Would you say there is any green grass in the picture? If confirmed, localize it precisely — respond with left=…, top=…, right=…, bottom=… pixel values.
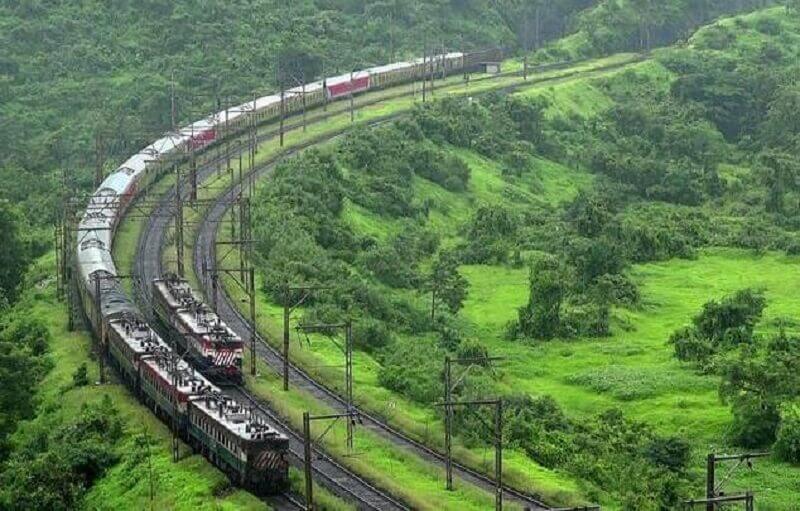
left=459, top=249, right=800, bottom=509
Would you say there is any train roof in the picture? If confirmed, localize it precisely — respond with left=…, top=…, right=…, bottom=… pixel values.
left=142, top=348, right=217, bottom=395
left=178, top=306, right=242, bottom=344
left=326, top=70, right=370, bottom=86
left=366, top=61, right=415, bottom=74
left=154, top=276, right=241, bottom=343
left=99, top=280, right=138, bottom=319
left=287, top=80, right=325, bottom=95
left=183, top=116, right=217, bottom=135
left=192, top=392, right=286, bottom=442
left=109, top=315, right=170, bottom=355
left=148, top=133, right=187, bottom=158
left=153, top=275, right=199, bottom=310
left=77, top=247, right=116, bottom=283
left=99, top=171, right=134, bottom=196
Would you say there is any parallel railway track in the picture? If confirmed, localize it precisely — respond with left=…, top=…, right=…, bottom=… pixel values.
left=133, top=56, right=644, bottom=509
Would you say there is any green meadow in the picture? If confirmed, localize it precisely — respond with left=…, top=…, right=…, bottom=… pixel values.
left=224, top=17, right=800, bottom=506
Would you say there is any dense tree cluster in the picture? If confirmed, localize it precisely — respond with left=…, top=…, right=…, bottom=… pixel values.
left=0, top=314, right=51, bottom=461
left=537, top=0, right=784, bottom=60
left=669, top=289, right=766, bottom=368
left=0, top=397, right=123, bottom=510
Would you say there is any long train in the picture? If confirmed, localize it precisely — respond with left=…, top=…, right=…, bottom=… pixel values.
left=74, top=48, right=500, bottom=494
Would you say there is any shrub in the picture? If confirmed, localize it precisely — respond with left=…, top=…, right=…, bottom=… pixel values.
left=353, top=318, right=393, bottom=353
left=72, top=363, right=89, bottom=387
left=377, top=338, right=443, bottom=403
left=669, top=289, right=766, bottom=365
left=775, top=402, right=800, bottom=463
left=517, top=255, right=564, bottom=340
left=644, top=437, right=692, bottom=473
left=728, top=394, right=781, bottom=448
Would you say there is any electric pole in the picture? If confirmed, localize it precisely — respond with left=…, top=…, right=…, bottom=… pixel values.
left=442, top=355, right=505, bottom=494
left=281, top=284, right=330, bottom=391
left=295, top=320, right=357, bottom=452
left=689, top=452, right=770, bottom=511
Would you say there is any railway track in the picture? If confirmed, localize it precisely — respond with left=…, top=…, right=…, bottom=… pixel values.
left=132, top=112, right=421, bottom=509
left=134, top=56, right=644, bottom=510
left=228, top=385, right=410, bottom=511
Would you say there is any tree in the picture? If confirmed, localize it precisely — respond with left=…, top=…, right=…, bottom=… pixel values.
left=775, top=401, right=800, bottom=463
left=669, top=288, right=766, bottom=365
left=0, top=202, right=28, bottom=302
left=428, top=252, right=469, bottom=320
left=517, top=254, right=564, bottom=340
left=719, top=333, right=800, bottom=447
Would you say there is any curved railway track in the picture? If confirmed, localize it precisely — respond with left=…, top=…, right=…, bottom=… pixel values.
left=134, top=56, right=644, bottom=509
left=133, top=128, right=411, bottom=509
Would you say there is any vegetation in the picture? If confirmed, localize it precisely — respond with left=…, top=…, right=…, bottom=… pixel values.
left=0, top=313, right=51, bottom=461
left=7, top=1, right=800, bottom=509
left=536, top=0, right=785, bottom=61
left=0, top=0, right=605, bottom=242
left=245, top=5, right=800, bottom=507
left=0, top=397, right=123, bottom=510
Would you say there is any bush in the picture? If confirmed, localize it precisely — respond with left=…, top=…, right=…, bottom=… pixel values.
left=728, top=394, right=781, bottom=448
left=775, top=402, right=800, bottom=463
left=669, top=289, right=766, bottom=365
left=353, top=318, right=392, bottom=353
left=517, top=255, right=564, bottom=340
left=644, top=437, right=692, bottom=473
left=595, top=273, right=640, bottom=306
left=377, top=338, right=443, bottom=403
left=560, top=302, right=610, bottom=338
left=669, top=327, right=715, bottom=365
left=72, top=363, right=89, bottom=387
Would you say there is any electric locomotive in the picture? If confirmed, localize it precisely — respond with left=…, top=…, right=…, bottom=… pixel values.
left=152, top=273, right=244, bottom=383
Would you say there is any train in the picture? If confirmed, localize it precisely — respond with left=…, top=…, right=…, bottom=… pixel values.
left=153, top=273, right=244, bottom=384
left=74, top=48, right=501, bottom=495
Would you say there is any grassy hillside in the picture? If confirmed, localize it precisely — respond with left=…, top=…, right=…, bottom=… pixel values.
left=242, top=6, right=800, bottom=509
